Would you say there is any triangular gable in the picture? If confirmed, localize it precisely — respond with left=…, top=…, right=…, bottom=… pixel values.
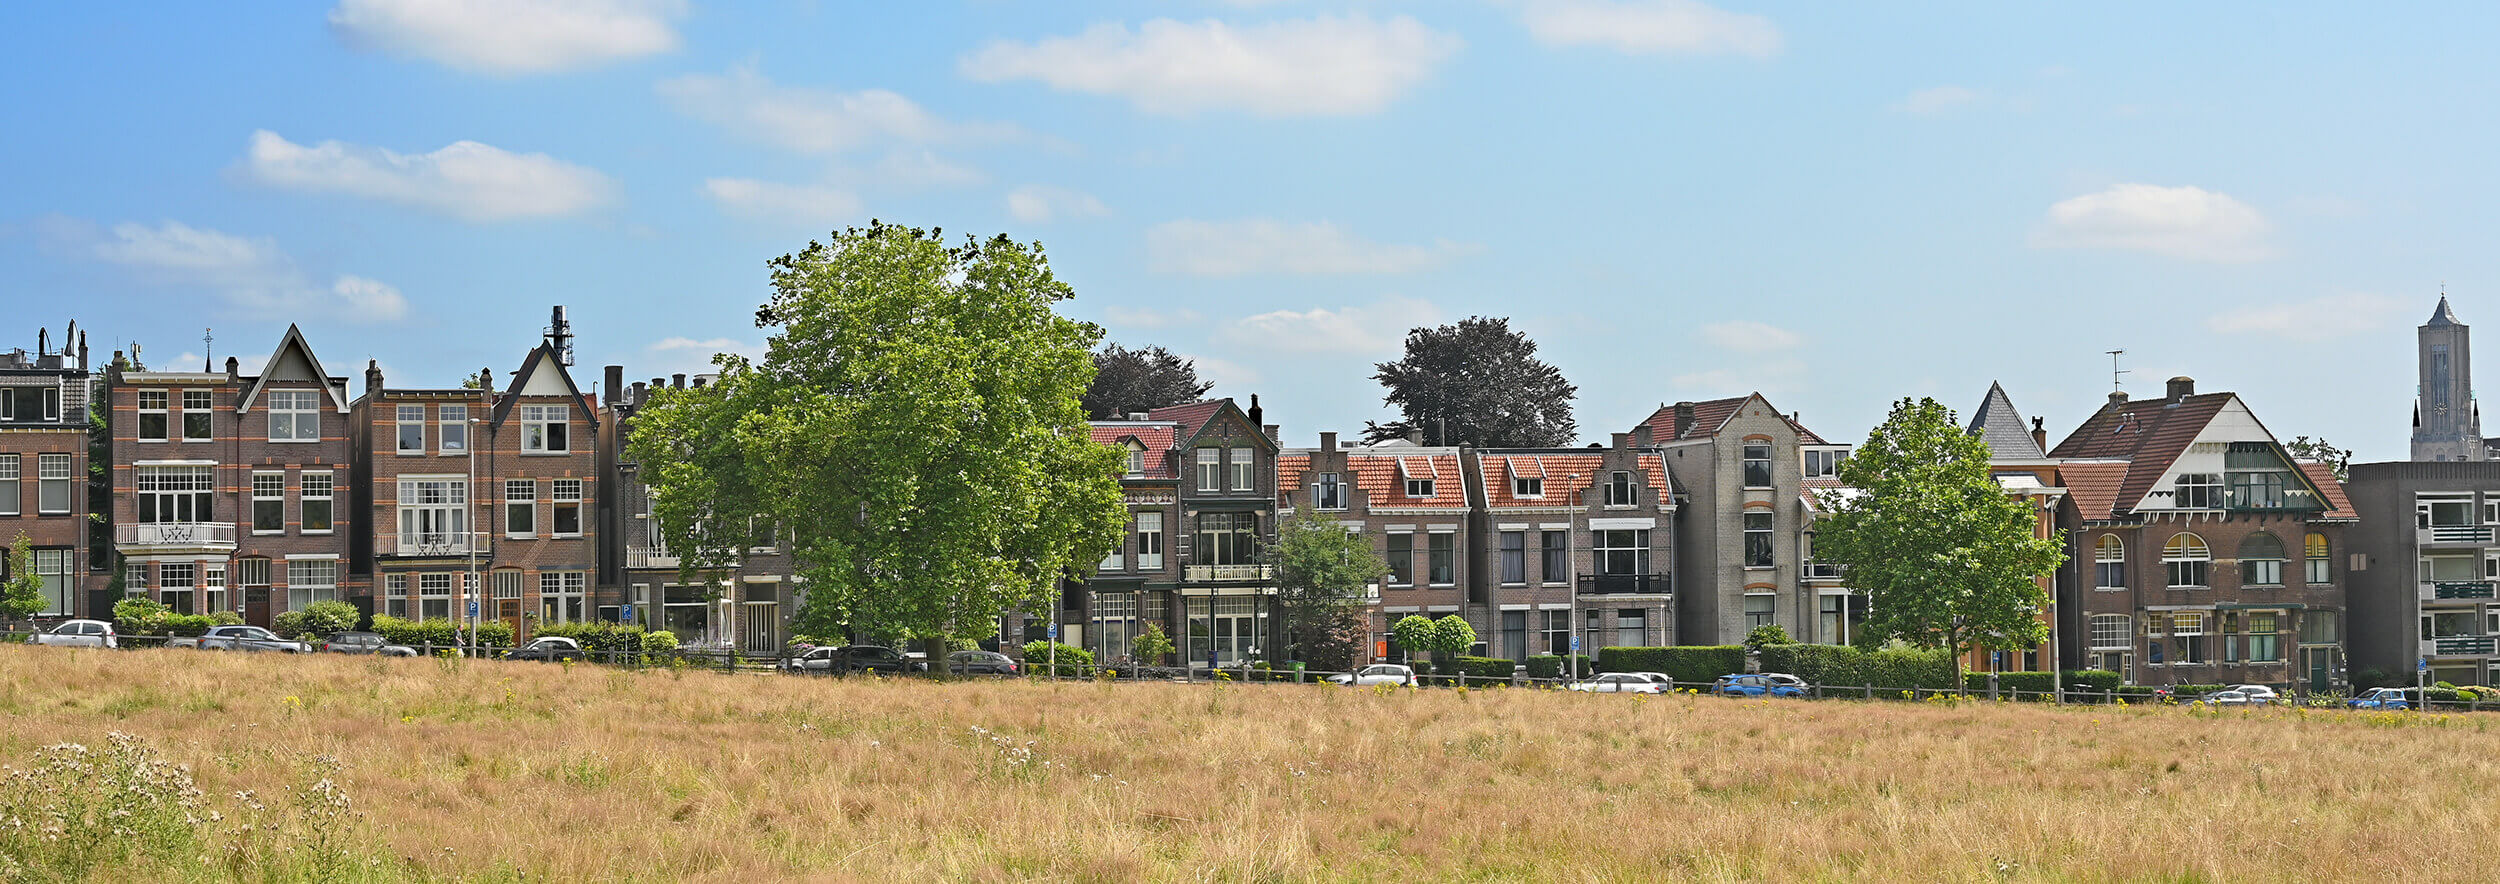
left=1156, top=398, right=1276, bottom=453
left=490, top=343, right=600, bottom=429
left=2124, top=395, right=2328, bottom=514
left=236, top=324, right=349, bottom=414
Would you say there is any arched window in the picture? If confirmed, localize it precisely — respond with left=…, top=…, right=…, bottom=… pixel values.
left=2094, top=535, right=2126, bottom=589
left=2304, top=532, right=2332, bottom=585
left=2239, top=533, right=2286, bottom=587
left=2163, top=533, right=2210, bottom=589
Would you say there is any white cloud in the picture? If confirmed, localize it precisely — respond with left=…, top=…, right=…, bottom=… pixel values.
left=1893, top=85, right=1980, bottom=115
left=1191, top=355, right=1261, bottom=388
left=959, top=15, right=1462, bottom=116
left=657, top=65, right=1020, bottom=155
left=83, top=220, right=407, bottom=322
left=2206, top=292, right=2407, bottom=342
left=1007, top=185, right=1110, bottom=223
left=1147, top=218, right=1476, bottom=276
left=701, top=178, right=864, bottom=226
left=1517, top=0, right=1780, bottom=57
left=643, top=336, right=757, bottom=378
left=1698, top=320, right=1803, bottom=353
left=1218, top=294, right=1440, bottom=354
left=874, top=149, right=986, bottom=189
left=240, top=130, right=615, bottom=222
left=328, top=0, right=685, bottom=75
left=1103, top=306, right=1201, bottom=329
left=2031, top=183, right=2273, bottom=262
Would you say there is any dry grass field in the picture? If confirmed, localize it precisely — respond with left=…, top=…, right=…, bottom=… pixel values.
left=4, top=646, right=2498, bottom=882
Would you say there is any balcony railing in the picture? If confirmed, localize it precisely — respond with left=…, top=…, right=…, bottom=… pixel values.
left=1183, top=563, right=1273, bottom=582
left=1578, top=573, right=1671, bottom=595
left=2428, top=636, right=2500, bottom=657
left=2419, top=525, right=2495, bottom=546
left=2424, top=581, right=2498, bottom=601
left=1801, top=561, right=1846, bottom=581
left=116, top=522, right=235, bottom=549
left=379, top=535, right=472, bottom=557
left=626, top=548, right=680, bottom=569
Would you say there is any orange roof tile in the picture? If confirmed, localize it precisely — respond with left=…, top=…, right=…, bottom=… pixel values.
left=2057, top=461, right=2132, bottom=521
left=1348, top=451, right=1467, bottom=509
left=2297, top=462, right=2357, bottom=519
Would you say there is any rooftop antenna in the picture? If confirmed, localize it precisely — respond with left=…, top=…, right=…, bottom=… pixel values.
left=2106, top=349, right=2128, bottom=394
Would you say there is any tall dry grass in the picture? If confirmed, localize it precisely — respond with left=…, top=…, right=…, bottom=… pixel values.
left=2, top=645, right=2494, bottom=882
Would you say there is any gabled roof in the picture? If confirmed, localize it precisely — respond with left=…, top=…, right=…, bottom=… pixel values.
left=2050, top=392, right=2231, bottom=509
left=1089, top=422, right=1180, bottom=478
left=1634, top=393, right=1828, bottom=445
left=236, top=324, right=350, bottom=414
left=1147, top=398, right=1275, bottom=452
left=2297, top=462, right=2358, bottom=519
left=490, top=343, right=599, bottom=429
left=1968, top=382, right=2045, bottom=460
left=1351, top=450, right=1465, bottom=509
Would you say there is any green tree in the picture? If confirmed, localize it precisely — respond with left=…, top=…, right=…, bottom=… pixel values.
left=1391, top=614, right=1435, bottom=662
left=2, top=533, right=48, bottom=622
left=1812, top=397, right=2066, bottom=685
left=1743, top=623, right=1792, bottom=656
left=1270, top=509, right=1388, bottom=670
left=1364, top=316, right=1577, bottom=447
left=1083, top=343, right=1213, bottom=420
left=1427, top=614, right=1477, bottom=665
left=1130, top=622, right=1175, bottom=667
left=2284, top=435, right=2350, bottom=481
left=628, top=222, right=1127, bottom=652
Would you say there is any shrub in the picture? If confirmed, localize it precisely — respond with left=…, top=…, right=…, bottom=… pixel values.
left=1131, top=623, right=1175, bottom=665
left=1450, top=655, right=1516, bottom=683
left=1755, top=644, right=1957, bottom=691
left=160, top=614, right=213, bottom=638
left=209, top=610, right=243, bottom=627
left=1596, top=646, right=1746, bottom=685
left=271, top=611, right=310, bottom=640
left=2063, top=669, right=2122, bottom=693
left=1743, top=624, right=1792, bottom=655
left=1524, top=655, right=1575, bottom=680
left=1962, top=671, right=2057, bottom=697
left=297, top=600, right=361, bottom=638
left=1021, top=640, right=1091, bottom=677
left=112, top=597, right=169, bottom=636
left=1390, top=615, right=1436, bottom=658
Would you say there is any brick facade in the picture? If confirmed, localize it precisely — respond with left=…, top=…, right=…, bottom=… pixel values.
left=0, top=326, right=95, bottom=618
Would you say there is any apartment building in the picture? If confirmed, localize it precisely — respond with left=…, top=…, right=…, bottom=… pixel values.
left=2345, top=461, right=2500, bottom=686
left=1474, top=433, right=1677, bottom=659
left=604, top=369, right=798, bottom=652
left=1069, top=411, right=1184, bottom=663
left=1276, top=431, right=1473, bottom=664
left=0, top=325, right=94, bottom=618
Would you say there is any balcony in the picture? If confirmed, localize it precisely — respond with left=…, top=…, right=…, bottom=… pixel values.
left=116, top=522, right=234, bottom=550
left=1183, top=563, right=1273, bottom=583
left=2418, top=525, right=2495, bottom=546
left=626, top=547, right=680, bottom=569
left=378, top=535, right=473, bottom=558
left=2426, top=636, right=2500, bottom=657
left=1578, top=573, right=1671, bottom=595
left=2422, top=581, right=2498, bottom=602
left=1801, top=561, right=1846, bottom=581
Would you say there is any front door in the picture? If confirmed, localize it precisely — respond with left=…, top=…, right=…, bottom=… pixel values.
left=244, top=586, right=272, bottom=628
left=497, top=600, right=524, bottom=637
left=2304, top=646, right=2335, bottom=693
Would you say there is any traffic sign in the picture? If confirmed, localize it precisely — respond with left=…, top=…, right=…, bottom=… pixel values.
left=620, top=604, right=635, bottom=623
left=1570, top=635, right=1581, bottom=652
left=2421, top=656, right=2432, bottom=673
left=466, top=599, right=479, bottom=618
left=1047, top=623, right=1058, bottom=640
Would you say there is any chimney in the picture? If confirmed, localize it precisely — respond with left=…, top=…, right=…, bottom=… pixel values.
left=2166, top=376, right=2195, bottom=401
left=1611, top=431, right=1630, bottom=451
left=364, top=359, right=384, bottom=394
left=1673, top=401, right=1696, bottom=439
left=671, top=373, right=686, bottom=389
left=224, top=356, right=239, bottom=381
left=1405, top=426, right=1425, bottom=445
left=1264, top=424, right=1279, bottom=443
left=1633, top=425, right=1652, bottom=448
left=2108, top=390, right=2129, bottom=404
left=1320, top=431, right=1338, bottom=453
left=479, top=368, right=494, bottom=391
left=1247, top=393, right=1263, bottom=426
left=547, top=306, right=574, bottom=366
left=603, top=365, right=624, bottom=407
left=78, top=330, right=88, bottom=370
left=2030, top=416, right=2047, bottom=452
left=630, top=381, right=646, bottom=407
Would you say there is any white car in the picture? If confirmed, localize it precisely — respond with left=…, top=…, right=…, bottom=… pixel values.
left=2204, top=689, right=2254, bottom=707
left=32, top=619, right=117, bottom=649
left=1570, top=673, right=1669, bottom=694
left=2228, top=684, right=2282, bottom=705
left=1326, top=664, right=1418, bottom=687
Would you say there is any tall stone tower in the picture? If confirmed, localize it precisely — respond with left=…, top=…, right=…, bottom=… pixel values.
left=2413, top=296, right=2484, bottom=462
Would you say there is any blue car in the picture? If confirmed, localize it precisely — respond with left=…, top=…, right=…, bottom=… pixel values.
left=1712, top=673, right=1809, bottom=698
left=2346, top=687, right=2411, bottom=710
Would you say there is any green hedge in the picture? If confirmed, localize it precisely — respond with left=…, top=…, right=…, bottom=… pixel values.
left=1524, top=654, right=1594, bottom=680
left=1021, top=641, right=1091, bottom=677
left=370, top=616, right=516, bottom=650
left=536, top=621, right=676, bottom=656
left=2063, top=669, right=2121, bottom=693
left=1450, top=656, right=1517, bottom=682
left=1755, top=644, right=1957, bottom=691
left=1595, top=646, right=1746, bottom=684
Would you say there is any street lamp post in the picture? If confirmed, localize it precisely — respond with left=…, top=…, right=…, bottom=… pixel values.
left=1566, top=474, right=1582, bottom=683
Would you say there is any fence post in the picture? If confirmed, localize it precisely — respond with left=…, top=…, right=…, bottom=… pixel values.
left=1863, top=683, right=1872, bottom=700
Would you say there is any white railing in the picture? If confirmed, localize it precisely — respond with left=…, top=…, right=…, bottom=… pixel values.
left=116, top=522, right=235, bottom=548
left=2420, top=525, right=2494, bottom=545
left=627, top=548, right=679, bottom=569
left=1184, top=564, right=1273, bottom=582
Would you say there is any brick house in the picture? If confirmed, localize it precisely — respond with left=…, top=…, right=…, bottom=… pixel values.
left=1633, top=394, right=1843, bottom=645
left=1474, top=434, right=1677, bottom=660
left=603, top=370, right=799, bottom=652
left=0, top=324, right=95, bottom=618
left=2050, top=377, right=2355, bottom=691
left=349, top=360, right=488, bottom=625
left=1276, top=431, right=1474, bottom=665
left=1065, top=411, right=1184, bottom=663
left=107, top=326, right=359, bottom=625
left=1141, top=398, right=1277, bottom=668
left=469, top=329, right=603, bottom=638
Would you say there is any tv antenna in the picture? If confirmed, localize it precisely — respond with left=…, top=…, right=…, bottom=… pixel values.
left=2106, top=349, right=2128, bottom=394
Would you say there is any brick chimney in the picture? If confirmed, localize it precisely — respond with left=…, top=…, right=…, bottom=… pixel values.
left=2167, top=376, right=2195, bottom=401
left=1673, top=401, right=1696, bottom=439
left=364, top=359, right=383, bottom=395
left=1632, top=425, right=1652, bottom=448
left=2030, top=416, right=2047, bottom=453
left=1320, top=431, right=1337, bottom=453
left=603, top=365, right=624, bottom=407
left=1611, top=431, right=1630, bottom=450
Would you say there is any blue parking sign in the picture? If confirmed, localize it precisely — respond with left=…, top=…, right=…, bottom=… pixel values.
left=466, top=599, right=479, bottom=618
left=1047, top=623, right=1058, bottom=639
left=1570, top=635, right=1581, bottom=652
left=621, top=604, right=635, bottom=623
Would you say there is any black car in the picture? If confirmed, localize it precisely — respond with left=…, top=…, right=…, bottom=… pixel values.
left=786, top=645, right=907, bottom=674
left=321, top=631, right=417, bottom=657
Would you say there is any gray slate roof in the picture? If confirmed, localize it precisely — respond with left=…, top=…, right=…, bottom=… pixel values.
left=1967, top=381, right=2045, bottom=460
left=2429, top=296, right=2463, bottom=327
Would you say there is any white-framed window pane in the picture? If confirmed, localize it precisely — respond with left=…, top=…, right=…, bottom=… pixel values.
left=397, top=404, right=426, bottom=452
left=269, top=390, right=319, bottom=442
left=300, top=471, right=333, bottom=533
left=1136, top=511, right=1163, bottom=569
left=36, top=453, right=69, bottom=515
left=181, top=390, right=213, bottom=440
left=252, top=472, right=286, bottom=533
left=506, top=479, right=536, bottom=536
left=522, top=405, right=569, bottom=452
left=34, top=548, right=72, bottom=615
left=0, top=454, right=18, bottom=516
left=439, top=405, right=467, bottom=452
left=1229, top=446, right=1254, bottom=491
left=1196, top=448, right=1220, bottom=491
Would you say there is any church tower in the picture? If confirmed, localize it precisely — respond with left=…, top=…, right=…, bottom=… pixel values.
left=2413, top=296, right=2484, bottom=461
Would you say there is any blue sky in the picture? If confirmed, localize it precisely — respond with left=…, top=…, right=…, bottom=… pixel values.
left=4, top=2, right=2494, bottom=461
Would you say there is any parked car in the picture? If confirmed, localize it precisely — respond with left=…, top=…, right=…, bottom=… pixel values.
left=1571, top=672, right=1670, bottom=694
left=31, top=619, right=117, bottom=649
left=166, top=625, right=312, bottom=653
left=321, top=631, right=417, bottom=657
left=940, top=650, right=1019, bottom=675
left=2204, top=689, right=2254, bottom=707
left=785, top=645, right=909, bottom=674
left=1325, top=664, right=1417, bottom=687
left=506, top=636, right=587, bottom=662
left=2347, top=687, right=2411, bottom=710
left=1712, top=673, right=1809, bottom=698
left=2228, top=684, right=2282, bottom=705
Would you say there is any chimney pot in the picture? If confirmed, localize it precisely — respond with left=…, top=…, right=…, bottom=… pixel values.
left=603, top=365, right=624, bottom=406
left=224, top=356, right=239, bottom=380
left=1246, top=393, right=1263, bottom=426
left=2030, top=416, right=2047, bottom=452
left=2166, top=376, right=2195, bottom=401
left=1633, top=425, right=1652, bottom=448
left=1611, top=431, right=1630, bottom=450
left=671, top=374, right=686, bottom=389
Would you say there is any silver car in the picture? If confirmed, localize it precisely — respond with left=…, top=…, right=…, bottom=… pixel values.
left=32, top=619, right=117, bottom=649
left=1327, top=664, right=1418, bottom=686
left=1571, top=673, right=1669, bottom=694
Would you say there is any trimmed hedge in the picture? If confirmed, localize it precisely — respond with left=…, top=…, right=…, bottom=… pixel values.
left=1754, top=644, right=1956, bottom=691
left=1524, top=654, right=1595, bottom=680
left=1450, top=656, right=1517, bottom=682
left=370, top=616, right=515, bottom=650
left=2063, top=669, right=2122, bottom=693
left=1595, top=646, right=1746, bottom=684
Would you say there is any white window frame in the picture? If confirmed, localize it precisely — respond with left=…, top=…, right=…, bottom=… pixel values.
left=2163, top=533, right=2210, bottom=589
left=36, top=453, right=69, bottom=515
left=1313, top=472, right=1346, bottom=510
left=158, top=563, right=196, bottom=614
left=506, top=478, right=536, bottom=538
left=137, top=390, right=169, bottom=441
left=397, top=404, right=427, bottom=453
left=397, top=476, right=470, bottom=551
left=1101, top=518, right=1127, bottom=572
left=251, top=471, right=287, bottom=535
left=2094, top=534, right=2126, bottom=590
left=1196, top=448, right=1221, bottom=492
left=201, top=563, right=227, bottom=617
left=539, top=571, right=586, bottom=623
left=1605, top=471, right=1635, bottom=507
left=299, top=471, right=333, bottom=534
left=0, top=454, right=17, bottom=516
left=268, top=390, right=320, bottom=442
left=181, top=390, right=213, bottom=441
left=287, top=559, right=339, bottom=611
left=551, top=478, right=584, bottom=537
left=136, top=465, right=214, bottom=524
left=1229, top=446, right=1255, bottom=491
left=2089, top=614, right=2131, bottom=651
left=2305, top=533, right=2332, bottom=585
left=1514, top=476, right=1543, bottom=498
left=384, top=573, right=408, bottom=619
left=419, top=573, right=453, bottom=620
left=522, top=405, right=569, bottom=453
left=439, top=405, right=467, bottom=453
left=1125, top=443, right=1145, bottom=476
left=2173, top=473, right=2222, bottom=510
left=1136, top=511, right=1164, bottom=570
left=35, top=548, right=72, bottom=616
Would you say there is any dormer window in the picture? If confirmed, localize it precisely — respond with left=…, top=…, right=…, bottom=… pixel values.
left=1398, top=456, right=1438, bottom=498
left=1605, top=471, right=1635, bottom=506
left=1514, top=477, right=1542, bottom=498
left=1507, top=457, right=1546, bottom=499
left=1314, top=472, right=1345, bottom=510
left=1407, top=478, right=1435, bottom=498
left=1125, top=443, right=1145, bottom=476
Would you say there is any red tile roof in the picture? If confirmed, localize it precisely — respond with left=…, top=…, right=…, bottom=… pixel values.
left=2297, top=462, right=2358, bottom=519
left=1276, top=453, right=1310, bottom=499
left=1477, top=452, right=1672, bottom=509
left=1147, top=400, right=1226, bottom=437
left=1351, top=451, right=1468, bottom=509
left=1635, top=394, right=1828, bottom=445
left=1088, top=423, right=1179, bottom=478
left=2057, top=461, right=2132, bottom=521
left=2050, top=393, right=2231, bottom=516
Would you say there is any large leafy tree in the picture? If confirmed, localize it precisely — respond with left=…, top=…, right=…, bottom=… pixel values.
left=1812, top=397, right=2066, bottom=683
left=627, top=223, right=1128, bottom=647
left=1363, top=316, right=1576, bottom=447
left=1082, top=343, right=1213, bottom=419
left=1270, top=509, right=1388, bottom=670
left=2284, top=435, right=2350, bottom=481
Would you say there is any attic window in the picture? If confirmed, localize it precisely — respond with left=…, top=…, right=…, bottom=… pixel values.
left=1507, top=457, right=1545, bottom=498
left=1125, top=443, right=1145, bottom=476
left=1514, top=477, right=1542, bottom=498
left=1399, top=456, right=1438, bottom=498
left=1407, top=477, right=1435, bottom=498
